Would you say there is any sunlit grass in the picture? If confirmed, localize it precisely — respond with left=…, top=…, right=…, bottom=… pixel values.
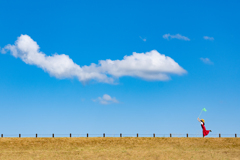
left=0, top=137, right=239, bottom=159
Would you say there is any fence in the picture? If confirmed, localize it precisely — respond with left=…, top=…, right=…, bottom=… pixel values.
left=0, top=133, right=238, bottom=138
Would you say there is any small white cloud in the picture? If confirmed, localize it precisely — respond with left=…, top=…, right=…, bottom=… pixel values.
left=163, top=34, right=190, bottom=41
left=203, top=36, right=214, bottom=41
left=200, top=58, right=214, bottom=65
left=139, top=36, right=146, bottom=42
left=0, top=47, right=7, bottom=54
left=81, top=98, right=85, bottom=102
left=94, top=94, right=119, bottom=105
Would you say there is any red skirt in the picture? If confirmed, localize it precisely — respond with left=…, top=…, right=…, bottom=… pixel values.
left=202, top=124, right=210, bottom=136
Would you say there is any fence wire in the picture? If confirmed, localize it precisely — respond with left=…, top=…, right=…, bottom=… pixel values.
left=0, top=133, right=238, bottom=138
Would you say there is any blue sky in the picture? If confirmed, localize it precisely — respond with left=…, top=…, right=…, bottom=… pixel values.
left=0, top=0, right=240, bottom=136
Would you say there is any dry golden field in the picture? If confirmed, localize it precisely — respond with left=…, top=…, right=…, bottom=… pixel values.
left=0, top=137, right=239, bottom=160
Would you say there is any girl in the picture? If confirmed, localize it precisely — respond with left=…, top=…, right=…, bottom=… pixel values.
left=197, top=118, right=212, bottom=137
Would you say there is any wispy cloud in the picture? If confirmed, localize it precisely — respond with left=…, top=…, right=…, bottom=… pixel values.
left=93, top=94, right=119, bottom=105
left=1, top=34, right=187, bottom=83
left=0, top=47, right=6, bottom=54
left=139, top=36, right=146, bottom=42
left=163, top=34, right=190, bottom=41
left=200, top=58, right=214, bottom=65
left=203, top=36, right=214, bottom=41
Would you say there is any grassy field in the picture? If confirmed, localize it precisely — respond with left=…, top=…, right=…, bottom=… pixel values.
left=0, top=137, right=239, bottom=160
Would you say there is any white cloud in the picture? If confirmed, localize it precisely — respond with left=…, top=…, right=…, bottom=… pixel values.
left=139, top=36, right=146, bottom=42
left=1, top=35, right=113, bottom=83
left=203, top=36, right=214, bottom=41
left=94, top=94, right=119, bottom=105
left=1, top=34, right=187, bottom=83
left=200, top=58, right=214, bottom=65
left=0, top=47, right=7, bottom=54
left=163, top=34, right=190, bottom=41
left=98, top=50, right=187, bottom=80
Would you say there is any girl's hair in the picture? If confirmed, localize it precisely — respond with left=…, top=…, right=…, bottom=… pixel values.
left=200, top=120, right=205, bottom=125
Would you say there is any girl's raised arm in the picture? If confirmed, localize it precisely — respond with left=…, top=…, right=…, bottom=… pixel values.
left=197, top=117, right=201, bottom=123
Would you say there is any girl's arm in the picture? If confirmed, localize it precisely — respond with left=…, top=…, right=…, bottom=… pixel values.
left=197, top=118, right=203, bottom=125
left=197, top=117, right=201, bottom=123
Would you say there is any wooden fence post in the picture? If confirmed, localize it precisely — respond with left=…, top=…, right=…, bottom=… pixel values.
left=120, top=133, right=122, bottom=137
left=1, top=134, right=3, bottom=138
left=137, top=133, right=138, bottom=137
left=219, top=133, right=221, bottom=138
left=70, top=133, right=71, bottom=138
left=36, top=134, right=37, bottom=138
left=87, top=133, right=89, bottom=137
left=153, top=133, right=155, bottom=137
left=52, top=134, right=54, bottom=138
left=170, top=133, right=172, bottom=137
left=187, top=133, right=188, bottom=138
left=235, top=134, right=237, bottom=138
left=103, top=133, right=105, bottom=137
left=19, top=134, right=21, bottom=138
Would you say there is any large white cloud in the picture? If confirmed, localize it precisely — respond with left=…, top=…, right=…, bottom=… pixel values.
left=97, top=50, right=186, bottom=80
left=1, top=35, right=187, bottom=83
left=2, top=35, right=113, bottom=83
